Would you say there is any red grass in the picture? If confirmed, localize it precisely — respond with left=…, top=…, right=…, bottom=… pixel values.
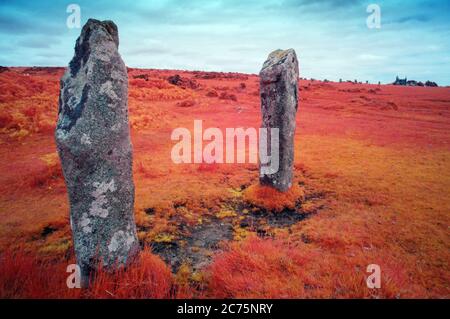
left=206, top=237, right=314, bottom=298
left=0, top=249, right=173, bottom=299
left=205, top=237, right=419, bottom=299
left=86, top=249, right=173, bottom=299
left=0, top=250, right=79, bottom=298
left=0, top=67, right=449, bottom=298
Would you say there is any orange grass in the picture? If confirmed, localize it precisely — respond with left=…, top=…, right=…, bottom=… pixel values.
left=243, top=183, right=305, bottom=212
left=205, top=236, right=417, bottom=298
left=0, top=67, right=449, bottom=298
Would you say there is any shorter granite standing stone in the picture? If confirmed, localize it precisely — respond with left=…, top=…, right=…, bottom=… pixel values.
left=55, top=19, right=139, bottom=285
left=259, top=49, right=299, bottom=192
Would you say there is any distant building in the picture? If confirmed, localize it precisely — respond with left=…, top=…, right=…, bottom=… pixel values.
left=393, top=76, right=407, bottom=85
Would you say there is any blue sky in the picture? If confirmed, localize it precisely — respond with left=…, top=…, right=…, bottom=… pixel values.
left=0, top=0, right=449, bottom=84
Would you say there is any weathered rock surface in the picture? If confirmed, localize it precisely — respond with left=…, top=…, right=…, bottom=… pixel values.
left=55, top=19, right=139, bottom=284
left=259, top=49, right=299, bottom=192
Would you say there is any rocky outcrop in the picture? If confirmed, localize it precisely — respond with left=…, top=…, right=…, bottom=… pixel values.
left=55, top=19, right=139, bottom=286
left=425, top=81, right=438, bottom=87
left=167, top=74, right=200, bottom=90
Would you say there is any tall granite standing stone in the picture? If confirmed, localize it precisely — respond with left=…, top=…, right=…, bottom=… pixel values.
left=259, top=49, right=299, bottom=192
left=55, top=19, right=139, bottom=285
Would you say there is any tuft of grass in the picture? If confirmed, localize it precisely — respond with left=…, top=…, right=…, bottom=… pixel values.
left=85, top=249, right=173, bottom=299
left=243, top=183, right=305, bottom=212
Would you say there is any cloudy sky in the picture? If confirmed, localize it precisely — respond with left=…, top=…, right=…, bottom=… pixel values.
left=1, top=0, right=449, bottom=84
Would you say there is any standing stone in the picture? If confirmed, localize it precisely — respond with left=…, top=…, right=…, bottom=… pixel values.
left=55, top=19, right=139, bottom=285
left=259, top=49, right=299, bottom=192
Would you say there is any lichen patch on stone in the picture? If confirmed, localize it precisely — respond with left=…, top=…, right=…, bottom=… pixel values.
left=80, top=213, right=92, bottom=233
left=81, top=133, right=92, bottom=145
left=108, top=230, right=136, bottom=253
left=99, top=81, right=119, bottom=102
left=89, top=180, right=117, bottom=218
